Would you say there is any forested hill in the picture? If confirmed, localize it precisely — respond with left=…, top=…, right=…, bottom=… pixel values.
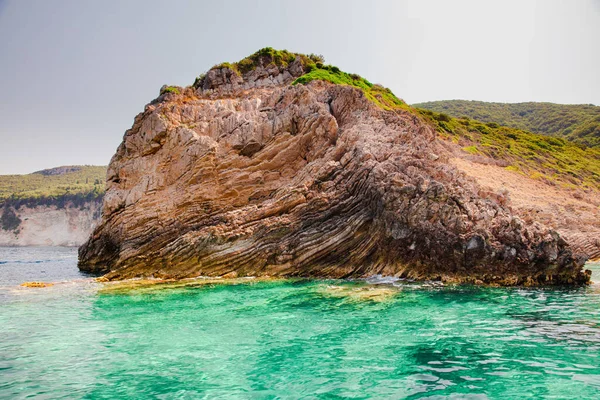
left=413, top=100, right=600, bottom=148
left=0, top=165, right=107, bottom=209
left=0, top=166, right=107, bottom=243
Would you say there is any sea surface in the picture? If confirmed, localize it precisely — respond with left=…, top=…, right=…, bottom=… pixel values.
left=1, top=247, right=599, bottom=399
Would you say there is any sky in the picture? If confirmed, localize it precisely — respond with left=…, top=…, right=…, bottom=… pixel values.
left=0, top=0, right=598, bottom=174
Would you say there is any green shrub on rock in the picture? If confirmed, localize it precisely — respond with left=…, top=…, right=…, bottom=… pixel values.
left=1, top=207, right=21, bottom=231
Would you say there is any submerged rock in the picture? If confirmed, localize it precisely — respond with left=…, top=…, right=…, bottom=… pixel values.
left=78, top=50, right=590, bottom=285
left=20, top=282, right=54, bottom=288
left=318, top=284, right=400, bottom=302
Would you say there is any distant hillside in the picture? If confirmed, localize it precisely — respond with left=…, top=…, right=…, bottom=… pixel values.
left=413, top=100, right=600, bottom=148
left=0, top=165, right=107, bottom=207
left=0, top=165, right=107, bottom=245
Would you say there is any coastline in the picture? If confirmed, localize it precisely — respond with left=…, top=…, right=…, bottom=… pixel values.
left=11, top=261, right=599, bottom=293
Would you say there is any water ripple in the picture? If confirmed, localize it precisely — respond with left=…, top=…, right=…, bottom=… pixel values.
left=1, top=249, right=599, bottom=398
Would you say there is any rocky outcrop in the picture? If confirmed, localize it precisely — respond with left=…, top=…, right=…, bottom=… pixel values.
left=448, top=157, right=600, bottom=262
left=199, top=57, right=306, bottom=93
left=566, top=234, right=600, bottom=261
left=78, top=52, right=591, bottom=285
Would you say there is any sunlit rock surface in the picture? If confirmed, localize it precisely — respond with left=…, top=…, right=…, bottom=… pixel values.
left=79, top=54, right=590, bottom=285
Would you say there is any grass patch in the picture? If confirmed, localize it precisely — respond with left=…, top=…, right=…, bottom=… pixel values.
left=462, top=146, right=480, bottom=155
left=293, top=65, right=408, bottom=111
left=160, top=86, right=180, bottom=95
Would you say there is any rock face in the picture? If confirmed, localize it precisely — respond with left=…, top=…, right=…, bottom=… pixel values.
left=449, top=157, right=600, bottom=262
left=79, top=54, right=591, bottom=285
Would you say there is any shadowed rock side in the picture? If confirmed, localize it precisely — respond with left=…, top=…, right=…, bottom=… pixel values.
left=79, top=58, right=590, bottom=285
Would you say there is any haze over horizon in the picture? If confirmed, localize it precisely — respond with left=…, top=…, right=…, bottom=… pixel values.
left=0, top=0, right=598, bottom=174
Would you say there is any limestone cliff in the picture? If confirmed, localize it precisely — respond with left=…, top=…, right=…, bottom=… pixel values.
left=0, top=203, right=101, bottom=247
left=78, top=49, right=591, bottom=285
left=0, top=165, right=105, bottom=247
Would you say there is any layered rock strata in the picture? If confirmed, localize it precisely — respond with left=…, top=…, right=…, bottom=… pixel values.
left=79, top=56, right=590, bottom=285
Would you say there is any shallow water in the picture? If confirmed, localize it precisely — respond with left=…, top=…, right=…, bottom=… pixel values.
left=1, top=247, right=600, bottom=399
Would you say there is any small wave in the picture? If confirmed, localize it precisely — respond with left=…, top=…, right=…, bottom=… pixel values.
left=366, top=274, right=401, bottom=284
left=0, top=259, right=58, bottom=264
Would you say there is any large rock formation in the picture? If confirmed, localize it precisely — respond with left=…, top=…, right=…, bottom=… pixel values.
left=79, top=50, right=591, bottom=285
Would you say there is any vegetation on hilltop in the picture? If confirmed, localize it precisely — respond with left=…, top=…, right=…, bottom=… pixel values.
left=191, top=47, right=408, bottom=110
left=414, top=100, right=600, bottom=148
left=160, top=86, right=180, bottom=95
left=193, top=47, right=324, bottom=88
left=416, top=109, right=600, bottom=190
left=0, top=165, right=107, bottom=209
left=293, top=65, right=408, bottom=111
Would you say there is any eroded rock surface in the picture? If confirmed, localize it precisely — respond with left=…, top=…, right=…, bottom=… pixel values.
left=449, top=157, right=600, bottom=262
left=79, top=59, right=590, bottom=285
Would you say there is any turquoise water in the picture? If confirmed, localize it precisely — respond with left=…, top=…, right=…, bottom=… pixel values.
left=1, top=248, right=600, bottom=399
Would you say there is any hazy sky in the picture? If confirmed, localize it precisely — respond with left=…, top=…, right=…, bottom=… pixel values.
left=0, top=0, right=599, bottom=174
